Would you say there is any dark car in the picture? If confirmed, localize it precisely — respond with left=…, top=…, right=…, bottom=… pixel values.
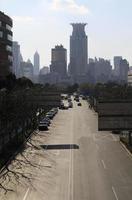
left=41, top=118, right=50, bottom=126
left=69, top=102, right=73, bottom=108
left=76, top=98, right=79, bottom=102
left=78, top=102, right=82, bottom=106
left=59, top=102, right=65, bottom=109
left=38, top=122, right=48, bottom=131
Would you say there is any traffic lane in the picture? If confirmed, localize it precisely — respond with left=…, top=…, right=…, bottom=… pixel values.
left=96, top=137, right=132, bottom=200
left=71, top=101, right=116, bottom=200
left=73, top=138, right=116, bottom=200
left=80, top=100, right=132, bottom=200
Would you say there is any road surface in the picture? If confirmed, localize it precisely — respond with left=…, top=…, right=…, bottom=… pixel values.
left=1, top=98, right=132, bottom=200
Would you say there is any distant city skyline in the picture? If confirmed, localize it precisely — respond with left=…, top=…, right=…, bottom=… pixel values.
left=1, top=0, right=132, bottom=67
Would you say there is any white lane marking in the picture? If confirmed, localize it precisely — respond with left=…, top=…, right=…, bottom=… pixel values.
left=101, top=160, right=106, bottom=169
left=23, top=188, right=30, bottom=200
left=120, top=141, right=132, bottom=161
left=112, top=186, right=119, bottom=200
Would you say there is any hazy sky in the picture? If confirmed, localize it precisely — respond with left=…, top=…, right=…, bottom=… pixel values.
left=0, top=0, right=132, bottom=67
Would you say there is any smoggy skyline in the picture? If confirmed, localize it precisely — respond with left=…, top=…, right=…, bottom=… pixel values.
left=0, top=0, right=132, bottom=67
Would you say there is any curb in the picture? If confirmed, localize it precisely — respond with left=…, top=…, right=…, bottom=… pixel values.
left=120, top=140, right=132, bottom=159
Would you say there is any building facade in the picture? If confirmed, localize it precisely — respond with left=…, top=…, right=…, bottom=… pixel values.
left=0, top=11, right=13, bottom=79
left=40, top=66, right=50, bottom=75
left=114, top=56, right=122, bottom=76
left=20, top=60, right=34, bottom=81
left=119, top=59, right=129, bottom=83
left=50, top=45, right=67, bottom=79
left=12, top=41, right=21, bottom=78
left=33, top=51, right=40, bottom=76
left=69, top=23, right=88, bottom=78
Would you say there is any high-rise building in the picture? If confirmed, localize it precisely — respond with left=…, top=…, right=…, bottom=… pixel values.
left=119, top=59, right=129, bottom=83
left=20, top=60, right=34, bottom=81
left=0, top=11, right=13, bottom=79
left=40, top=66, right=50, bottom=75
left=69, top=23, right=88, bottom=77
left=33, top=51, right=40, bottom=76
left=114, top=56, right=122, bottom=76
left=12, top=41, right=21, bottom=78
left=50, top=45, right=67, bottom=78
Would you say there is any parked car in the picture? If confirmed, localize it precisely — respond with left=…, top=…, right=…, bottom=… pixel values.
left=78, top=102, right=82, bottom=106
left=39, top=122, right=48, bottom=131
left=41, top=118, right=50, bottom=126
left=46, top=113, right=54, bottom=119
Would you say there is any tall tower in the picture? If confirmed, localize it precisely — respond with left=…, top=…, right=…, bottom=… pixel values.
left=114, top=56, right=122, bottom=76
left=34, top=51, right=40, bottom=76
left=69, top=23, right=88, bottom=77
left=50, top=45, right=67, bottom=78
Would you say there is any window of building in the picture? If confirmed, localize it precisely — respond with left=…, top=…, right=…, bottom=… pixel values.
left=0, top=21, right=2, bottom=27
left=6, top=45, right=12, bottom=52
left=7, top=34, right=12, bottom=41
left=6, top=24, right=12, bottom=31
left=0, top=31, right=3, bottom=38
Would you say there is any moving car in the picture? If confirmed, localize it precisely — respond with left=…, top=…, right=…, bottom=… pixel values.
left=78, top=102, right=82, bottom=106
left=59, top=102, right=65, bottom=109
left=69, top=102, right=73, bottom=108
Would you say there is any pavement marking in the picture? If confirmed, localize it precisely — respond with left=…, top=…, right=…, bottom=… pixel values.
left=112, top=186, right=119, bottom=200
left=101, top=160, right=106, bottom=169
left=23, top=188, right=30, bottom=200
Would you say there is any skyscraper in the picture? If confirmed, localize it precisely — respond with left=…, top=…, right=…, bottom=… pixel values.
left=114, top=56, right=122, bottom=76
left=12, top=41, right=21, bottom=78
left=50, top=45, right=67, bottom=78
left=34, top=51, right=40, bottom=76
left=69, top=23, right=88, bottom=78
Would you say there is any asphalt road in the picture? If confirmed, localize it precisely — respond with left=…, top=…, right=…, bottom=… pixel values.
left=1, top=98, right=132, bottom=200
